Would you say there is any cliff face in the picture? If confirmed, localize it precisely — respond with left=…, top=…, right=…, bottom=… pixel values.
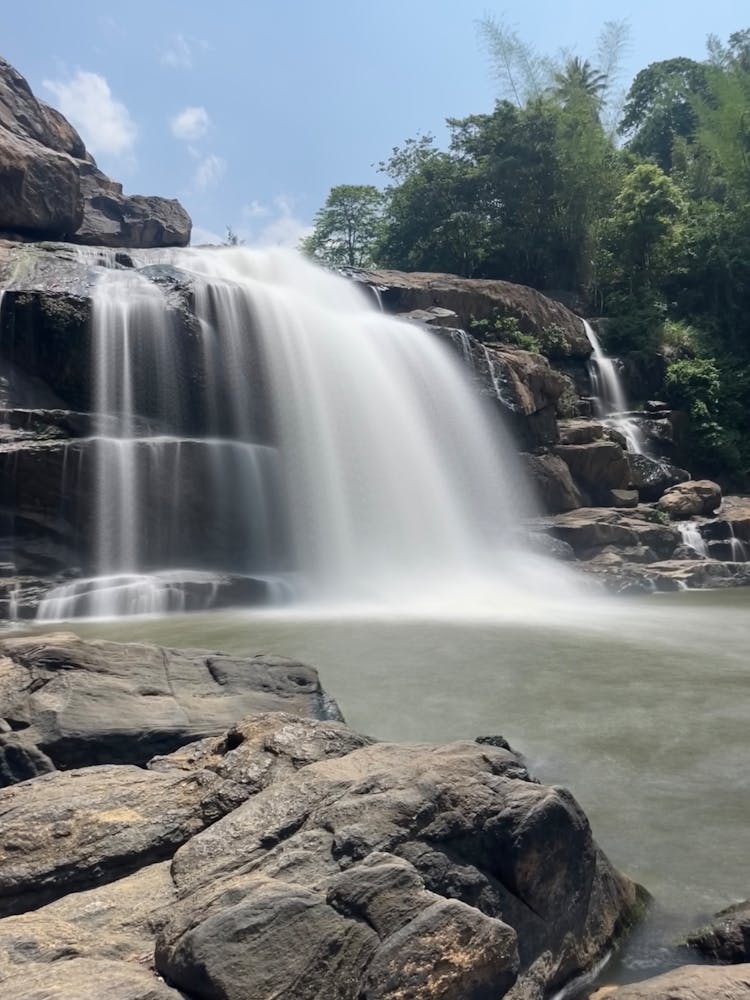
left=0, top=57, right=191, bottom=248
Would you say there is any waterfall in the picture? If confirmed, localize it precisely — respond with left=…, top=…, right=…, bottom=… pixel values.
left=582, top=320, right=644, bottom=454
left=678, top=523, right=708, bottom=557
left=37, top=247, right=575, bottom=619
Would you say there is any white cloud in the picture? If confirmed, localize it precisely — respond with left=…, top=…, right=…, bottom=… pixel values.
left=241, top=200, right=270, bottom=220
left=161, top=33, right=193, bottom=69
left=43, top=71, right=137, bottom=157
left=170, top=106, right=210, bottom=141
left=193, top=153, right=226, bottom=190
left=191, top=225, right=225, bottom=246
left=254, top=195, right=312, bottom=248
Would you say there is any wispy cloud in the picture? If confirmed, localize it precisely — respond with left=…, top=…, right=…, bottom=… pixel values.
left=236, top=195, right=312, bottom=248
left=241, top=200, right=270, bottom=220
left=170, top=106, right=210, bottom=141
left=191, top=225, right=226, bottom=246
left=43, top=70, right=137, bottom=157
left=193, top=153, right=226, bottom=190
left=161, top=32, right=193, bottom=69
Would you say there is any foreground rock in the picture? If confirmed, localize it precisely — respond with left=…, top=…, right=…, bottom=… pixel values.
left=687, top=901, right=750, bottom=964
left=590, top=964, right=750, bottom=998
left=0, top=56, right=190, bottom=246
left=0, top=633, right=342, bottom=785
left=0, top=668, right=642, bottom=1000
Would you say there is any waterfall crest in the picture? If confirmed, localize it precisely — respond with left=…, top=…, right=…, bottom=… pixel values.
left=39, top=248, right=576, bottom=618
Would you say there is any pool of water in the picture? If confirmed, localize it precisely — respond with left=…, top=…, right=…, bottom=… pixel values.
left=13, top=587, right=750, bottom=985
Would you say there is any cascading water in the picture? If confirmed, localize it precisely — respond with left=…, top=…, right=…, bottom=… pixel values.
left=582, top=319, right=644, bottom=454
left=677, top=523, right=708, bottom=557
left=37, top=248, right=576, bottom=620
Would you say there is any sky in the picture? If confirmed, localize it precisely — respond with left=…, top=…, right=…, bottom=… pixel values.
left=3, top=1, right=746, bottom=246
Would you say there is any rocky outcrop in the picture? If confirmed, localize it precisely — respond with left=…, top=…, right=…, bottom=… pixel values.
left=0, top=632, right=342, bottom=785
left=0, top=57, right=190, bottom=247
left=555, top=440, right=630, bottom=505
left=627, top=454, right=691, bottom=503
left=687, top=901, right=750, bottom=964
left=356, top=268, right=591, bottom=358
left=0, top=642, right=643, bottom=1000
left=590, top=965, right=750, bottom=998
left=657, top=480, right=722, bottom=520
left=520, top=452, right=583, bottom=513
left=535, top=507, right=680, bottom=559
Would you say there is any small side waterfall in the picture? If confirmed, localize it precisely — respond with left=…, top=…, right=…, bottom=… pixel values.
left=37, top=248, right=576, bottom=619
left=582, top=320, right=644, bottom=454
left=678, top=523, right=708, bottom=557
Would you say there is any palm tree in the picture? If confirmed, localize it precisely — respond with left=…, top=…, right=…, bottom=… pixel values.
left=552, top=57, right=608, bottom=107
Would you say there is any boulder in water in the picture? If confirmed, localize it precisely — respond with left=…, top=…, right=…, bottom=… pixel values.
left=687, top=900, right=750, bottom=964
left=0, top=633, right=343, bottom=785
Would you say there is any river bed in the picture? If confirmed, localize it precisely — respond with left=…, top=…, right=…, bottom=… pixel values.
left=15, top=587, right=750, bottom=985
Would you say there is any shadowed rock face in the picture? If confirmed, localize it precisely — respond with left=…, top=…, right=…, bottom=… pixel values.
left=0, top=56, right=190, bottom=247
left=0, top=632, right=344, bottom=785
left=0, top=691, right=642, bottom=1000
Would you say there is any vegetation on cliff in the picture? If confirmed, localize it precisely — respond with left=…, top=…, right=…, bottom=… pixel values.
left=303, top=25, right=750, bottom=483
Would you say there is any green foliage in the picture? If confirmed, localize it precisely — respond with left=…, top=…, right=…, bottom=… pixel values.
left=300, top=185, right=384, bottom=267
left=664, top=358, right=740, bottom=474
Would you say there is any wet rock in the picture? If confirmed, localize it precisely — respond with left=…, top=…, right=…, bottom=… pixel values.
left=590, top=964, right=750, bottom=998
left=520, top=452, right=583, bottom=513
left=536, top=507, right=679, bottom=559
left=527, top=532, right=576, bottom=561
left=627, top=454, right=690, bottom=503
left=154, top=740, right=640, bottom=999
left=0, top=633, right=343, bottom=784
left=558, top=419, right=604, bottom=446
left=658, top=480, right=722, bottom=520
left=687, top=901, right=750, bottom=964
left=354, top=268, right=591, bottom=358
left=712, top=497, right=750, bottom=544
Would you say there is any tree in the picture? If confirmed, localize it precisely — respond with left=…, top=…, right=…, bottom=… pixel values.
left=619, top=58, right=708, bottom=171
left=300, top=185, right=384, bottom=267
left=552, top=57, right=608, bottom=107
left=609, top=163, right=683, bottom=286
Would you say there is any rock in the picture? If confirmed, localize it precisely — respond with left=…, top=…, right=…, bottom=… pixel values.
left=0, top=763, right=228, bottom=916
left=535, top=507, right=679, bottom=559
left=0, top=862, right=175, bottom=981
left=353, top=269, right=591, bottom=358
left=154, top=739, right=640, bottom=999
left=0, top=127, right=83, bottom=237
left=0, top=56, right=190, bottom=246
left=607, top=489, right=639, bottom=509
left=400, top=305, right=459, bottom=327
left=590, top=964, right=750, bottom=998
left=628, top=454, right=691, bottom=502
left=645, top=400, right=670, bottom=413
left=584, top=558, right=750, bottom=593
left=0, top=633, right=343, bottom=784
left=710, top=497, right=750, bottom=544
left=687, top=901, right=750, bottom=964
left=554, top=440, right=630, bottom=504
left=520, top=452, right=583, bottom=513
left=558, top=419, right=604, bottom=445
left=1, top=957, right=183, bottom=999
left=658, top=480, right=722, bottom=520
left=526, top=533, right=576, bottom=562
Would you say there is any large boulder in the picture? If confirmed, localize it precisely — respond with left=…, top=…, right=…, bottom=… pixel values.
left=520, top=452, right=583, bottom=513
left=657, top=480, right=722, bottom=520
left=535, top=507, right=680, bottom=559
left=0, top=706, right=643, bottom=1000
left=627, top=454, right=691, bottom=502
left=0, top=56, right=190, bottom=246
left=154, top=739, right=640, bottom=999
left=0, top=633, right=343, bottom=785
left=555, top=440, right=630, bottom=504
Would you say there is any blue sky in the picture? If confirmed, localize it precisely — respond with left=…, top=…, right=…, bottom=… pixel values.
left=3, top=1, right=746, bottom=246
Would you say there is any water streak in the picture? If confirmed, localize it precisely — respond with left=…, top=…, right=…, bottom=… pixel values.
left=582, top=319, right=644, bottom=454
